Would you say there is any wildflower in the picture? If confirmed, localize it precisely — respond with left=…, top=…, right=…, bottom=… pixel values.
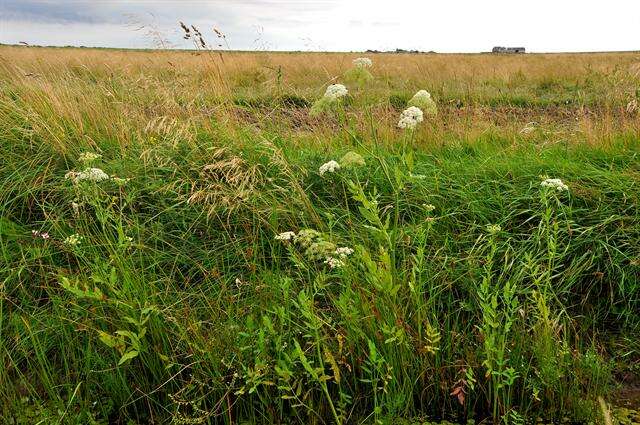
left=398, top=106, right=424, bottom=130
left=324, top=256, right=345, bottom=269
left=310, top=84, right=349, bottom=115
left=78, top=152, right=102, bottom=163
left=335, top=247, right=354, bottom=258
left=64, top=233, right=83, bottom=247
left=319, top=160, right=341, bottom=176
left=486, top=224, right=501, bottom=235
left=67, top=168, right=109, bottom=183
left=540, top=178, right=569, bottom=192
left=324, top=83, right=348, bottom=101
left=353, top=57, right=373, bottom=68
left=275, top=231, right=296, bottom=241
left=340, top=151, right=365, bottom=168
left=31, top=230, right=50, bottom=240
left=71, top=201, right=80, bottom=216
left=305, top=240, right=337, bottom=260
left=408, top=90, right=437, bottom=116
left=422, top=204, right=436, bottom=212
left=409, top=173, right=427, bottom=180
left=295, top=229, right=322, bottom=247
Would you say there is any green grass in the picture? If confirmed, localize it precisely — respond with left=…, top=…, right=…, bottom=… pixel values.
left=1, top=50, right=639, bottom=424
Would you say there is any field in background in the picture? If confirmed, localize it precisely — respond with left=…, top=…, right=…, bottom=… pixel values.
left=1, top=46, right=639, bottom=424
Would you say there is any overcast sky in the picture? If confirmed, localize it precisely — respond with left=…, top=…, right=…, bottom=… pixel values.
left=1, top=0, right=639, bottom=52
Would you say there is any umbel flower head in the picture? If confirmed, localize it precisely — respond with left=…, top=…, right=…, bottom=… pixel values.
left=541, top=178, right=569, bottom=192
left=324, top=84, right=348, bottom=101
left=408, top=90, right=437, bottom=116
left=65, top=168, right=110, bottom=183
left=345, top=59, right=373, bottom=86
left=398, top=106, right=424, bottom=130
left=319, top=160, right=341, bottom=176
left=310, top=83, right=349, bottom=115
left=275, top=231, right=296, bottom=241
left=352, top=57, right=373, bottom=68
left=274, top=229, right=354, bottom=270
left=340, top=151, right=365, bottom=168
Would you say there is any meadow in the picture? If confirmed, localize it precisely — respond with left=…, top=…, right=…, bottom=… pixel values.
left=0, top=45, right=639, bottom=424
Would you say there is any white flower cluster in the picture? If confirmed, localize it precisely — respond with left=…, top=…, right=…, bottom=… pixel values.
left=275, top=231, right=296, bottom=241
left=64, top=233, right=83, bottom=247
left=324, top=246, right=354, bottom=269
left=78, top=152, right=102, bottom=163
left=352, top=57, right=373, bottom=68
left=411, top=90, right=431, bottom=103
left=334, top=247, right=354, bottom=258
left=398, top=106, right=424, bottom=130
left=319, top=160, right=341, bottom=176
left=408, top=90, right=437, bottom=116
left=541, top=178, right=569, bottom=192
left=275, top=229, right=354, bottom=269
left=324, top=257, right=344, bottom=269
left=324, top=84, right=348, bottom=101
left=65, top=167, right=110, bottom=183
left=340, top=151, right=365, bottom=168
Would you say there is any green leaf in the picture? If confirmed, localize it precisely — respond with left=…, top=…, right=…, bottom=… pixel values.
left=117, top=350, right=139, bottom=366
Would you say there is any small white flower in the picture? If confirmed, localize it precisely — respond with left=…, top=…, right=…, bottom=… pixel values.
left=31, top=230, right=50, bottom=240
left=275, top=231, right=296, bottom=241
left=319, top=160, right=341, bottom=176
left=323, top=84, right=348, bottom=101
left=335, top=247, right=354, bottom=258
left=324, top=256, right=345, bottom=269
left=78, top=152, right=102, bottom=163
left=422, top=204, right=436, bottom=212
left=64, top=233, right=83, bottom=247
left=398, top=106, right=424, bottom=130
left=541, top=178, right=569, bottom=192
left=353, top=57, right=373, bottom=68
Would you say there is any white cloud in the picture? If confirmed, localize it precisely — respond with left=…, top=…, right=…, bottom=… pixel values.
left=0, top=0, right=638, bottom=52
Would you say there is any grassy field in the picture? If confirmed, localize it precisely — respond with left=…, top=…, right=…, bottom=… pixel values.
left=1, top=46, right=639, bottom=424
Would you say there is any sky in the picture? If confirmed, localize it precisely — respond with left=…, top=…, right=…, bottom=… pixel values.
left=1, top=0, right=639, bottom=53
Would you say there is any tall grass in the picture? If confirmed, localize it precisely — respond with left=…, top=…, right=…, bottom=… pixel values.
left=0, top=46, right=639, bottom=424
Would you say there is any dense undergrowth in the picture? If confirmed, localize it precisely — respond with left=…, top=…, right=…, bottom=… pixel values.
left=1, top=47, right=639, bottom=424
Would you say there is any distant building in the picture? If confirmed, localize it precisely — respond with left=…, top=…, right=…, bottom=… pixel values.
left=492, top=46, right=526, bottom=54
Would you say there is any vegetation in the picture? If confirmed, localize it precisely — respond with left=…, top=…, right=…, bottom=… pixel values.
left=0, top=46, right=639, bottom=424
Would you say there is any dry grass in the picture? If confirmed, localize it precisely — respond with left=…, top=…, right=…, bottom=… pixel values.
left=2, top=46, right=639, bottom=155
